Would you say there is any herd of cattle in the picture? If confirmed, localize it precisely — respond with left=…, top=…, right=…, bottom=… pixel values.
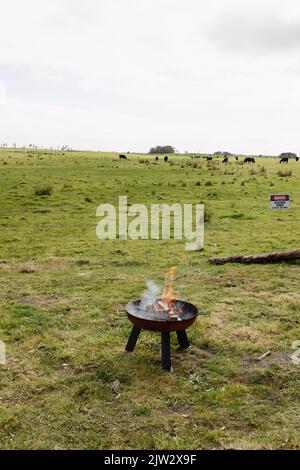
left=119, top=154, right=299, bottom=164
left=279, top=156, right=299, bottom=163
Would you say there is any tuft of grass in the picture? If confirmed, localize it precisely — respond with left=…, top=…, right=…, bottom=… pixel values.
left=204, top=207, right=212, bottom=222
left=34, top=185, right=53, bottom=196
left=221, top=212, right=246, bottom=219
left=259, top=167, right=267, bottom=176
left=277, top=169, right=292, bottom=177
left=19, top=261, right=36, bottom=273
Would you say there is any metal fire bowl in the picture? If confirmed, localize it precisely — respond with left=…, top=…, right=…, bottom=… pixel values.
left=126, top=299, right=198, bottom=332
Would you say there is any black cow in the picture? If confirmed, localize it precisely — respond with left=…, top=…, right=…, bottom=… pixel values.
left=164, top=156, right=168, bottom=162
left=236, top=156, right=239, bottom=161
left=296, top=157, right=299, bottom=162
left=119, top=154, right=127, bottom=160
left=206, top=157, right=213, bottom=161
left=279, top=157, right=289, bottom=163
left=244, top=157, right=255, bottom=163
left=155, top=156, right=159, bottom=161
left=222, top=157, right=228, bottom=163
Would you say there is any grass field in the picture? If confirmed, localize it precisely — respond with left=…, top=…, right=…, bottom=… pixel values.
left=0, top=149, right=299, bottom=449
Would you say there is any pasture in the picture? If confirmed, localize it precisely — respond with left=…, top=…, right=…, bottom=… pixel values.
left=0, top=149, right=299, bottom=449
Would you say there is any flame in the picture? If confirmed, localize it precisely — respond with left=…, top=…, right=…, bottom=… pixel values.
left=160, top=266, right=177, bottom=316
left=161, top=266, right=177, bottom=301
left=144, top=266, right=181, bottom=319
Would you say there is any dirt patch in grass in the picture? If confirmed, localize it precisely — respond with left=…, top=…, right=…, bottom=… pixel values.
left=0, top=261, right=13, bottom=272
left=19, top=293, right=70, bottom=309
left=42, top=257, right=73, bottom=271
left=272, top=292, right=300, bottom=305
left=240, top=350, right=291, bottom=370
left=210, top=303, right=233, bottom=325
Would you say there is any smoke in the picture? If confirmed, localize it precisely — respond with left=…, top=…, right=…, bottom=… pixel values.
left=140, top=280, right=161, bottom=310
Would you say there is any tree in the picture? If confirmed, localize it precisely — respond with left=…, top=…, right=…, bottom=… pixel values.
left=279, top=152, right=297, bottom=159
left=213, top=151, right=232, bottom=156
left=149, top=145, right=175, bottom=154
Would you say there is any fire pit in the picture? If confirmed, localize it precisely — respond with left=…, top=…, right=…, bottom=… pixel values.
left=125, top=298, right=198, bottom=371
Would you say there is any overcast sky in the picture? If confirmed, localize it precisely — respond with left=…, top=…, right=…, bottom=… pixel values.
left=1, top=0, right=300, bottom=154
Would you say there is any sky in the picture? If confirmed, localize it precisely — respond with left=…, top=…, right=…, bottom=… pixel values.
left=1, top=0, right=300, bottom=154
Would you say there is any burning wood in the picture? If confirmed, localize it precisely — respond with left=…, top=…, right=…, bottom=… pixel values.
left=143, top=267, right=183, bottom=319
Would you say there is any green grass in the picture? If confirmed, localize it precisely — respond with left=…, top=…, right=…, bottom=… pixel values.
left=0, top=149, right=299, bottom=449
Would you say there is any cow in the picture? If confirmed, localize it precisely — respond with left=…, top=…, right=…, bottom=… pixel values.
left=296, top=157, right=299, bottom=162
left=236, top=156, right=239, bottom=161
left=164, top=156, right=168, bottom=162
left=222, top=157, right=228, bottom=163
left=119, top=154, right=127, bottom=160
left=244, top=157, right=255, bottom=164
left=279, top=157, right=289, bottom=163
left=206, top=157, right=213, bottom=161
left=155, top=156, right=159, bottom=161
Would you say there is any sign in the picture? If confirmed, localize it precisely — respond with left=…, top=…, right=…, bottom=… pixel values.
left=270, top=194, right=290, bottom=210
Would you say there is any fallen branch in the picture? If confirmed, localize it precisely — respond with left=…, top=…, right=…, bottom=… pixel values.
left=209, top=248, right=300, bottom=265
left=256, top=350, right=271, bottom=362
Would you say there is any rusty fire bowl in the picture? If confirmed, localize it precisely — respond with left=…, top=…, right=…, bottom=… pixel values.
left=125, top=299, right=198, bottom=332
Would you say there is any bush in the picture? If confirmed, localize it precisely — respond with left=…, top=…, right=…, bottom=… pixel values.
left=35, top=185, right=53, bottom=196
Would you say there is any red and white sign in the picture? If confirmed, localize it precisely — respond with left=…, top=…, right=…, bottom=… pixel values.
left=270, top=194, right=290, bottom=209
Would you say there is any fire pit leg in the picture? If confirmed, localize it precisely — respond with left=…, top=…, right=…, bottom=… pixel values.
left=176, top=330, right=189, bottom=349
left=125, top=326, right=141, bottom=352
left=161, top=332, right=171, bottom=372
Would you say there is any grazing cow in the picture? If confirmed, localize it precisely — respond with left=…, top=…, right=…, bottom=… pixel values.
left=119, top=154, right=127, bottom=160
left=236, top=156, right=239, bottom=161
left=164, top=156, right=168, bottom=162
left=206, top=157, right=213, bottom=161
left=296, top=157, right=299, bottom=162
left=279, top=157, right=289, bottom=163
left=222, top=157, right=228, bottom=163
left=155, top=156, right=159, bottom=161
left=244, top=157, right=255, bottom=164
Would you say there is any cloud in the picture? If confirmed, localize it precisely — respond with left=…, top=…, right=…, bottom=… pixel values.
left=1, top=0, right=300, bottom=153
left=207, top=5, right=300, bottom=54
